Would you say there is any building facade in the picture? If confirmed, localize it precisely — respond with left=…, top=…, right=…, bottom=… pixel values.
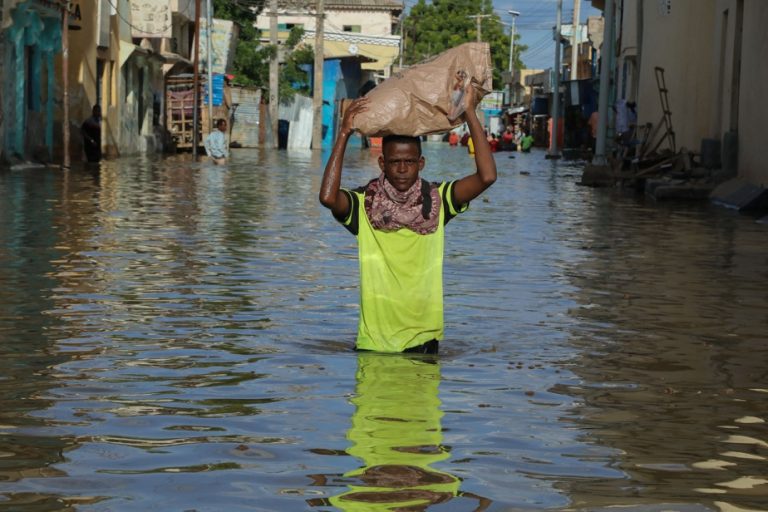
left=1, top=0, right=65, bottom=162
left=255, top=0, right=402, bottom=79
left=602, top=0, right=767, bottom=187
left=0, top=0, right=212, bottom=164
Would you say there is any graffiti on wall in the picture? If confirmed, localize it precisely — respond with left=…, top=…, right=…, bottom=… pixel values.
left=130, top=0, right=172, bottom=38
left=200, top=19, right=237, bottom=75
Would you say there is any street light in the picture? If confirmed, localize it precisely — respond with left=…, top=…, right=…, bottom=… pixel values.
left=507, top=10, right=520, bottom=74
left=507, top=10, right=521, bottom=107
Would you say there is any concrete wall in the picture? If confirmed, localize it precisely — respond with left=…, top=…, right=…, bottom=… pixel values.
left=0, top=5, right=4, bottom=163
left=636, top=0, right=716, bottom=153
left=616, top=0, right=640, bottom=102
left=65, top=0, right=99, bottom=163
left=1, top=0, right=16, bottom=29
left=256, top=9, right=394, bottom=39
left=736, top=0, right=768, bottom=186
left=3, top=0, right=61, bottom=162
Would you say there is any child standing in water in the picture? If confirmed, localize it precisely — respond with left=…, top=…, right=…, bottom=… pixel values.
left=319, top=86, right=497, bottom=354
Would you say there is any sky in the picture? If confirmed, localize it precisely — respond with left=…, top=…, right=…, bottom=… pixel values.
left=402, top=0, right=601, bottom=71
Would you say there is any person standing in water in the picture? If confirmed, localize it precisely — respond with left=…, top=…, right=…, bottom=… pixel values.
left=204, top=118, right=229, bottom=165
left=81, top=105, right=102, bottom=163
left=319, top=86, right=497, bottom=354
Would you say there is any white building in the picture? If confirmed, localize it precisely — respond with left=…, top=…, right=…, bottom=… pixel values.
left=256, top=0, right=403, bottom=79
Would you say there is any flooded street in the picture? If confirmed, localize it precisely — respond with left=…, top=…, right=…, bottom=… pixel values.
left=1, top=145, right=767, bottom=511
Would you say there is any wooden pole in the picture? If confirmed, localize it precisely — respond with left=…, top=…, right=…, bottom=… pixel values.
left=61, top=5, right=70, bottom=169
left=311, top=0, right=325, bottom=149
left=592, top=0, right=615, bottom=166
left=192, top=0, right=201, bottom=157
left=468, top=14, right=491, bottom=43
left=570, top=0, right=581, bottom=80
left=547, top=0, right=563, bottom=159
left=206, top=0, right=214, bottom=133
left=269, top=0, right=278, bottom=148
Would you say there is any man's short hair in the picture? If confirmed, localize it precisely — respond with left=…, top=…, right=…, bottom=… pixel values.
left=382, top=134, right=421, bottom=156
left=217, top=118, right=227, bottom=127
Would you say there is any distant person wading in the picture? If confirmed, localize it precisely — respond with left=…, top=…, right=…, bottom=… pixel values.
left=81, top=105, right=102, bottom=163
left=204, top=118, right=229, bottom=165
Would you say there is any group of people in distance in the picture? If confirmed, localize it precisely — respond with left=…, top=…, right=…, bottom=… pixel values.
left=448, top=123, right=534, bottom=154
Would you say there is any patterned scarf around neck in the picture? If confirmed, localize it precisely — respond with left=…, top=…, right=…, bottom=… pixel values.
left=364, top=173, right=441, bottom=234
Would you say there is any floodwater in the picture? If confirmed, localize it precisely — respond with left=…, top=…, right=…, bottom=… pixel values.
left=0, top=144, right=767, bottom=512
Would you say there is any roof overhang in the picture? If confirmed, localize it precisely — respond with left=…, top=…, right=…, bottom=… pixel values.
left=303, top=30, right=400, bottom=71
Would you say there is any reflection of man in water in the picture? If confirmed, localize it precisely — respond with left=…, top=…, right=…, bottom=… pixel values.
left=307, top=354, right=491, bottom=511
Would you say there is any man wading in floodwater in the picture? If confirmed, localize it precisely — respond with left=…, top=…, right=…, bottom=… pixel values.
left=319, top=86, right=497, bottom=354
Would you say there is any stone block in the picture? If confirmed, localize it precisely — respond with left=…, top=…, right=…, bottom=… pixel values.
left=580, top=163, right=614, bottom=187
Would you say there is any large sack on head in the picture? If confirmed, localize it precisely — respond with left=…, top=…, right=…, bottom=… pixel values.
left=351, top=42, right=493, bottom=137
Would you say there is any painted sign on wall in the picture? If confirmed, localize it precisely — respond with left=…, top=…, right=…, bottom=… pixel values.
left=130, top=0, right=171, bottom=38
left=200, top=19, right=238, bottom=75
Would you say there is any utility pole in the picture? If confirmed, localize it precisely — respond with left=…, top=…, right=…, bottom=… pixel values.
left=468, top=14, right=491, bottom=42
left=507, top=10, right=520, bottom=105
left=311, top=0, right=325, bottom=149
left=206, top=0, right=214, bottom=133
left=547, top=0, right=562, bottom=159
left=399, top=13, right=404, bottom=68
left=61, top=4, right=70, bottom=169
left=570, top=0, right=581, bottom=80
left=269, top=0, right=279, bottom=149
left=192, top=0, right=201, bottom=158
left=592, top=0, right=614, bottom=166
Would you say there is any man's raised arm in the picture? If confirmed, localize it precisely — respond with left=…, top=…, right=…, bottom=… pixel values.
left=319, top=98, right=370, bottom=219
left=452, top=87, right=497, bottom=206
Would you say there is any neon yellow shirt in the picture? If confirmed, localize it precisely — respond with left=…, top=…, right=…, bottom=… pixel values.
left=338, top=181, right=468, bottom=352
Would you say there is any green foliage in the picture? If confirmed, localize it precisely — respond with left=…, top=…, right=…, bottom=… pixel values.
left=212, top=0, right=266, bottom=86
left=279, top=28, right=314, bottom=102
left=403, top=0, right=527, bottom=85
left=212, top=2, right=313, bottom=102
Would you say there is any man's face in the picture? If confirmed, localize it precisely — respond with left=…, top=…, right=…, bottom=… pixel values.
left=378, top=141, right=424, bottom=192
left=218, top=121, right=227, bottom=132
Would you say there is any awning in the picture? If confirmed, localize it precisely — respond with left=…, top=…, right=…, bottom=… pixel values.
left=119, top=42, right=165, bottom=69
left=161, top=52, right=193, bottom=75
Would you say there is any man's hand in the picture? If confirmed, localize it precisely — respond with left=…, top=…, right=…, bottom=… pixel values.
left=320, top=96, right=370, bottom=217
left=340, top=97, right=370, bottom=138
left=463, top=82, right=479, bottom=119
left=453, top=82, right=497, bottom=205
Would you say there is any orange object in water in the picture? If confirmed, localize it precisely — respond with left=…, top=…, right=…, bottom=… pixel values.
left=369, top=137, right=383, bottom=148
left=448, top=132, right=459, bottom=146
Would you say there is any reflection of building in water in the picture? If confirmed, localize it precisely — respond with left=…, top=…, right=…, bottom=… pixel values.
left=0, top=170, right=87, bottom=494
left=554, top=200, right=768, bottom=510
left=307, top=353, right=490, bottom=511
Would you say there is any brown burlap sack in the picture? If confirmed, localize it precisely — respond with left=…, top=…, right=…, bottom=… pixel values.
left=351, top=42, right=493, bottom=137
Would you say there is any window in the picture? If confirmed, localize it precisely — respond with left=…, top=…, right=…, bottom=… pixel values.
left=343, top=25, right=361, bottom=33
